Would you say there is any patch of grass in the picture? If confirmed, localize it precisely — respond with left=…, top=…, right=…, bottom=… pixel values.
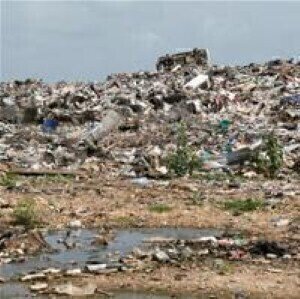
left=213, top=259, right=234, bottom=275
left=193, top=172, right=229, bottom=181
left=223, top=198, right=263, bottom=214
left=12, top=198, right=38, bottom=229
left=149, top=203, right=172, bottom=213
left=167, top=122, right=202, bottom=177
left=0, top=173, right=18, bottom=189
left=112, top=216, right=137, bottom=227
left=42, top=174, right=73, bottom=183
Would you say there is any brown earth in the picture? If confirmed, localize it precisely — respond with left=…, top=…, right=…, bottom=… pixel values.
left=1, top=172, right=300, bottom=297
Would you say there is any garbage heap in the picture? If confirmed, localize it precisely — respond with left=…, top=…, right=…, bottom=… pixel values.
left=0, top=56, right=299, bottom=178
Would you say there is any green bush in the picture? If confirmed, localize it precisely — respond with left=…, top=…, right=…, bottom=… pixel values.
left=167, top=122, right=202, bottom=176
left=0, top=173, right=17, bottom=189
left=13, top=198, right=38, bottom=228
left=253, top=133, right=283, bottom=178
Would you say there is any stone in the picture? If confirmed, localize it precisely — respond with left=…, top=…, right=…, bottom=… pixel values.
left=21, top=272, right=46, bottom=281
left=42, top=268, right=61, bottom=274
left=85, top=263, right=107, bottom=272
left=181, top=246, right=193, bottom=259
left=153, top=249, right=170, bottom=263
left=53, top=282, right=97, bottom=296
left=282, top=254, right=292, bottom=259
left=274, top=219, right=290, bottom=227
left=65, top=268, right=82, bottom=276
left=266, top=253, right=277, bottom=259
left=30, top=282, right=48, bottom=291
left=68, top=220, right=82, bottom=229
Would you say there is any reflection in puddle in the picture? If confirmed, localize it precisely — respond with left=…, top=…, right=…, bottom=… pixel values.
left=0, top=228, right=221, bottom=279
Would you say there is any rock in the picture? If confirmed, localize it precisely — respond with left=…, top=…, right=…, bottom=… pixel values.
left=53, top=282, right=97, bottom=296
left=274, top=219, right=290, bottom=227
left=181, top=246, right=193, bottom=259
left=30, top=282, right=48, bottom=291
left=132, top=248, right=151, bottom=258
left=42, top=268, right=61, bottom=274
left=282, top=254, right=292, bottom=259
left=166, top=248, right=179, bottom=259
left=68, top=220, right=82, bottom=229
left=153, top=248, right=170, bottom=263
left=266, top=253, right=277, bottom=259
left=0, top=276, right=6, bottom=283
left=65, top=268, right=82, bottom=276
left=85, top=263, right=107, bottom=273
left=21, top=272, right=46, bottom=281
left=131, top=177, right=151, bottom=188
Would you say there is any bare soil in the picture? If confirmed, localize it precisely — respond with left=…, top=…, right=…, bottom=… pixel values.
left=1, top=172, right=299, bottom=297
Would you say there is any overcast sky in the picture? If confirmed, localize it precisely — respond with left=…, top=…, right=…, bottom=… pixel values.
left=1, top=1, right=299, bottom=82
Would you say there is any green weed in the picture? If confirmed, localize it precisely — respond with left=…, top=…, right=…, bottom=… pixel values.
left=12, top=198, right=38, bottom=229
left=149, top=203, right=172, bottom=213
left=0, top=173, right=18, bottom=189
left=252, top=132, right=283, bottom=178
left=167, top=122, right=202, bottom=176
left=191, top=191, right=205, bottom=206
left=223, top=198, right=263, bottom=214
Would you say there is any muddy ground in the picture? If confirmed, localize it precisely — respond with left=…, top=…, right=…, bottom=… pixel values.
left=0, top=170, right=299, bottom=298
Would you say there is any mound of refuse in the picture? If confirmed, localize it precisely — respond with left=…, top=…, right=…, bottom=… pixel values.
left=0, top=54, right=299, bottom=178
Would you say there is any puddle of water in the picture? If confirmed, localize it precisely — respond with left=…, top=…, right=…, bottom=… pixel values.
left=0, top=283, right=195, bottom=299
left=0, top=283, right=32, bottom=299
left=113, top=291, right=185, bottom=299
left=0, top=228, right=221, bottom=279
left=0, top=284, right=231, bottom=299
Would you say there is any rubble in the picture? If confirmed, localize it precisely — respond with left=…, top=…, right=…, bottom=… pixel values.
left=156, top=48, right=210, bottom=71
left=0, top=55, right=298, bottom=180
left=0, top=52, right=299, bottom=298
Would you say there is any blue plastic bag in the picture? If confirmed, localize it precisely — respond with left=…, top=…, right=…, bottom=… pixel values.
left=42, top=118, right=58, bottom=133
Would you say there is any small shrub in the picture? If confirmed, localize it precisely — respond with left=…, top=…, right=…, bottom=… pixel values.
left=13, top=198, right=38, bottom=228
left=149, top=203, right=172, bottom=213
left=0, top=173, right=17, bottom=189
left=223, top=198, right=263, bottom=214
left=191, top=191, right=205, bottom=206
left=213, top=259, right=234, bottom=275
left=252, top=133, right=283, bottom=178
left=167, top=122, right=202, bottom=176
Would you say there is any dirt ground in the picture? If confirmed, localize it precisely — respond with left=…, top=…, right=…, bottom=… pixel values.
left=1, top=171, right=300, bottom=297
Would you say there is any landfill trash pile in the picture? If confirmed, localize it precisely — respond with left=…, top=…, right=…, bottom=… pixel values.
left=156, top=48, right=210, bottom=71
left=0, top=55, right=299, bottom=179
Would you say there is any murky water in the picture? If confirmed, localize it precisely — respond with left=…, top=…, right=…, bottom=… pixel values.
left=0, top=228, right=220, bottom=278
left=0, top=283, right=197, bottom=299
left=0, top=228, right=222, bottom=298
left=0, top=228, right=221, bottom=278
